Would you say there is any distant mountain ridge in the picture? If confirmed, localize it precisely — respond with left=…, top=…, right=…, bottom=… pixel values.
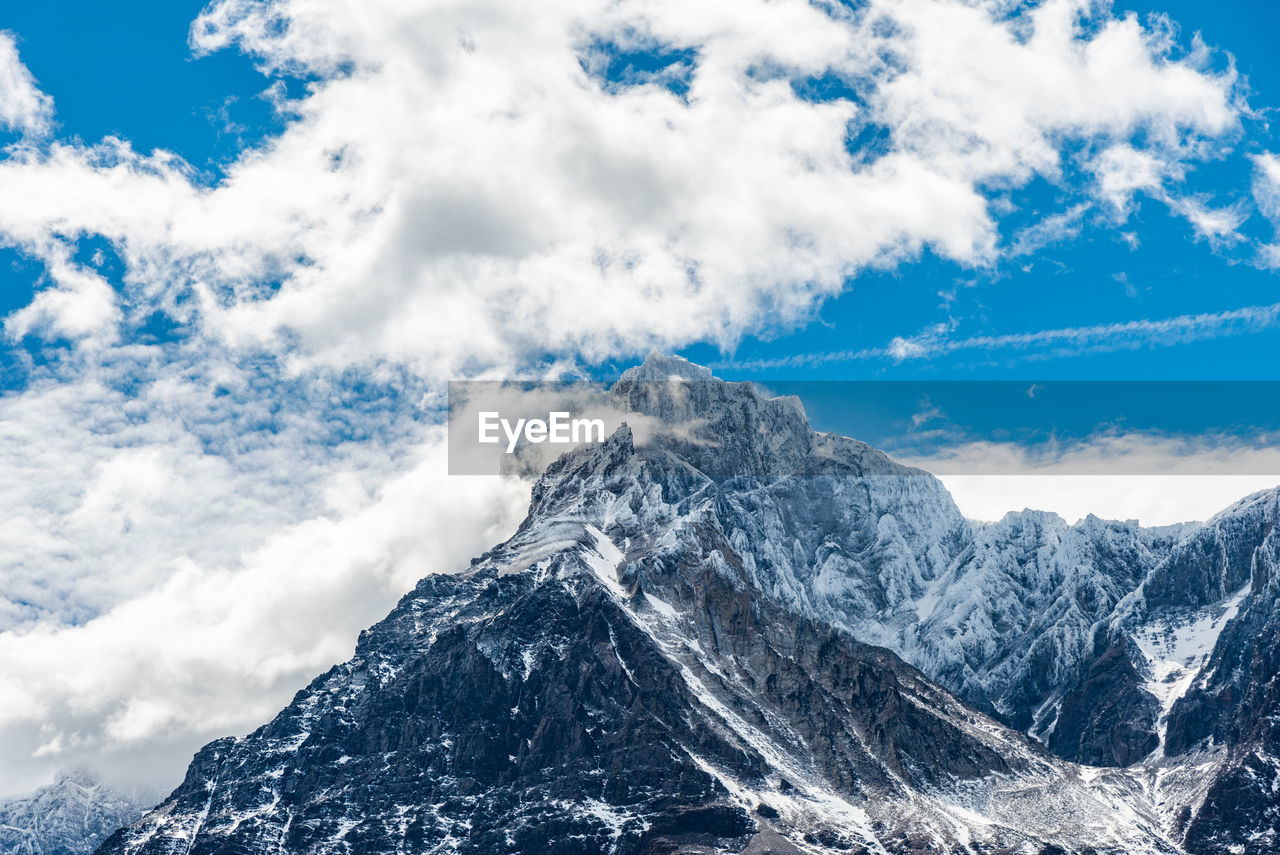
left=92, top=353, right=1280, bottom=853
left=0, top=771, right=150, bottom=855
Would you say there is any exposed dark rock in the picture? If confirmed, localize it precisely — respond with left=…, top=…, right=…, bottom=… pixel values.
left=1050, top=633, right=1159, bottom=767
left=1182, top=752, right=1280, bottom=855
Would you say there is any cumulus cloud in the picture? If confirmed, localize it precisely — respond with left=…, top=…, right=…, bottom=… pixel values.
left=4, top=249, right=121, bottom=345
left=1090, top=143, right=1170, bottom=216
left=0, top=0, right=1245, bottom=377
left=0, top=422, right=530, bottom=795
left=0, top=347, right=403, bottom=629
left=0, top=342, right=535, bottom=796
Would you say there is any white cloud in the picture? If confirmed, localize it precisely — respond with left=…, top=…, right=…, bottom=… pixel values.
left=877, top=1, right=1234, bottom=179
left=1253, top=152, right=1280, bottom=220
left=0, top=0, right=1244, bottom=376
left=940, top=474, right=1280, bottom=527
left=0, top=407, right=530, bottom=795
left=0, top=32, right=53, bottom=136
left=912, top=433, right=1280, bottom=525
left=1169, top=194, right=1249, bottom=246
left=1086, top=142, right=1248, bottom=244
left=1251, top=151, right=1280, bottom=266
left=1007, top=203, right=1090, bottom=257
left=4, top=248, right=121, bottom=345
left=1090, top=143, right=1169, bottom=215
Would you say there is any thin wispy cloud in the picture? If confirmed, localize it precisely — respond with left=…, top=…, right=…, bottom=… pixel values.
left=1006, top=203, right=1091, bottom=258
left=1251, top=151, right=1280, bottom=267
left=717, top=302, right=1280, bottom=371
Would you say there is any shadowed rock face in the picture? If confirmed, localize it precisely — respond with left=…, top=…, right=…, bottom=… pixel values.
left=97, top=570, right=758, bottom=855
left=1030, top=490, right=1280, bottom=780
left=1163, top=512, right=1280, bottom=757
left=1049, top=634, right=1159, bottom=767
left=1156, top=506, right=1280, bottom=855
left=93, top=355, right=1280, bottom=854
left=118, top=573, right=1002, bottom=855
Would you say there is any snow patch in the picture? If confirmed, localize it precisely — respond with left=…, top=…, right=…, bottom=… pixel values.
left=583, top=525, right=627, bottom=600
left=1134, top=581, right=1251, bottom=753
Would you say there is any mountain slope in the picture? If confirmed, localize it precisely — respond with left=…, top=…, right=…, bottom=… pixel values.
left=1156, top=490, right=1280, bottom=853
left=97, top=425, right=1178, bottom=854
left=96, top=354, right=1280, bottom=854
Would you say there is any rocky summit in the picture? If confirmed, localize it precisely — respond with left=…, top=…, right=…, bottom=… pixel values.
left=95, top=354, right=1280, bottom=854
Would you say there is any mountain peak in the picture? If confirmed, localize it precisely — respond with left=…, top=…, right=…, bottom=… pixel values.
left=54, top=768, right=102, bottom=789
left=617, top=350, right=714, bottom=383
left=90, top=352, right=1280, bottom=855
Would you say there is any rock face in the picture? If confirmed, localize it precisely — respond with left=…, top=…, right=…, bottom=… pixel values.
left=0, top=771, right=149, bottom=855
left=95, top=354, right=1280, bottom=853
left=1049, top=633, right=1160, bottom=767
left=1157, top=492, right=1280, bottom=854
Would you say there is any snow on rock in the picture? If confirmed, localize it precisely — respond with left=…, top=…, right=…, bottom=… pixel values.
left=1135, top=581, right=1252, bottom=755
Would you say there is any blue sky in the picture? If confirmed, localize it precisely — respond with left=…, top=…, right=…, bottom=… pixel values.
left=2, top=0, right=1280, bottom=797
left=0, top=3, right=278, bottom=170
left=683, top=0, right=1280, bottom=384
left=1, top=0, right=1277, bottom=483
left=0, top=1, right=1278, bottom=388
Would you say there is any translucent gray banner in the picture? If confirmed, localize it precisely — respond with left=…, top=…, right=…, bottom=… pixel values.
left=448, top=379, right=1280, bottom=477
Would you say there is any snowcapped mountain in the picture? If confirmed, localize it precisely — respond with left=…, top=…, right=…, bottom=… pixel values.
left=0, top=770, right=150, bottom=855
left=95, top=354, right=1280, bottom=853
